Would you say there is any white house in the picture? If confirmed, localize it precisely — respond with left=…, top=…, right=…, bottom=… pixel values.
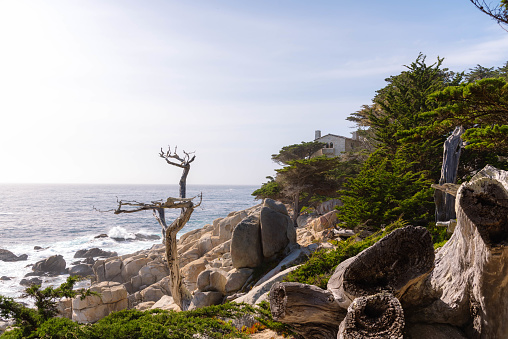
left=313, top=130, right=361, bottom=157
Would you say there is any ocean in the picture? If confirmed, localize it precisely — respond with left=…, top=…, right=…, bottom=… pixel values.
left=0, top=184, right=258, bottom=301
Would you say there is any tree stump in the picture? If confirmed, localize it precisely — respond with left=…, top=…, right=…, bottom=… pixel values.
left=337, top=292, right=404, bottom=339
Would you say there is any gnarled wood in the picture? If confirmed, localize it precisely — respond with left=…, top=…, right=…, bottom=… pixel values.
left=405, top=165, right=508, bottom=338
left=435, top=126, right=464, bottom=222
left=338, top=292, right=404, bottom=339
left=327, top=226, right=434, bottom=309
left=111, top=145, right=200, bottom=311
left=269, top=282, right=346, bottom=339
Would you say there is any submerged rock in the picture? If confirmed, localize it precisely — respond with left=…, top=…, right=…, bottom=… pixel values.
left=74, top=248, right=117, bottom=259
left=20, top=277, right=43, bottom=286
left=0, top=249, right=27, bottom=262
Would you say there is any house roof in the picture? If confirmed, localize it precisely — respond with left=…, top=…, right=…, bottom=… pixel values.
left=315, top=133, right=356, bottom=141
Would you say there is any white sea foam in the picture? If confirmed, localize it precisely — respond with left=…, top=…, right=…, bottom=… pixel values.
left=0, top=184, right=257, bottom=304
left=108, top=226, right=136, bottom=240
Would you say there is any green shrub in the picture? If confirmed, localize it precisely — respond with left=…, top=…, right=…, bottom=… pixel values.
left=284, top=219, right=408, bottom=289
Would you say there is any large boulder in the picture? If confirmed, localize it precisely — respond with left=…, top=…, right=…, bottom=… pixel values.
left=231, top=214, right=263, bottom=269
left=196, top=268, right=228, bottom=293
left=33, top=255, right=66, bottom=275
left=259, top=206, right=291, bottom=259
left=0, top=249, right=27, bottom=262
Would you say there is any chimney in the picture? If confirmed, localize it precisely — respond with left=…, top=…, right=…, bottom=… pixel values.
left=315, top=130, right=321, bottom=140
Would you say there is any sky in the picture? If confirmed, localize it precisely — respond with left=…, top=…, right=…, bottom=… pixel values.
left=0, top=0, right=507, bottom=186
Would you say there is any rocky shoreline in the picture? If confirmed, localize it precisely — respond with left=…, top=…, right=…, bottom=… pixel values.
left=1, top=198, right=344, bottom=328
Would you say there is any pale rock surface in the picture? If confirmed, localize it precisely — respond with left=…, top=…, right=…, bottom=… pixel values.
left=188, top=291, right=223, bottom=310
left=135, top=301, right=155, bottom=310
left=254, top=248, right=308, bottom=287
left=151, top=295, right=181, bottom=311
left=181, top=257, right=208, bottom=290
left=225, top=268, right=254, bottom=293
left=233, top=266, right=300, bottom=305
left=72, top=281, right=128, bottom=323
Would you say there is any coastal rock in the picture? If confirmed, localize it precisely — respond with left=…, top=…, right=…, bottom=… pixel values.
left=121, top=256, right=151, bottom=282
left=151, top=295, right=180, bottom=311
left=1, top=276, right=11, bottom=281
left=263, top=198, right=289, bottom=216
left=74, top=248, right=117, bottom=259
left=315, top=199, right=342, bottom=215
left=308, top=210, right=338, bottom=233
left=33, top=255, right=66, bottom=275
left=233, top=265, right=300, bottom=306
left=135, top=301, right=155, bottom=311
left=0, top=249, right=27, bottom=262
left=20, top=277, right=43, bottom=286
left=181, top=257, right=208, bottom=290
left=72, top=281, right=128, bottom=323
left=69, top=264, right=94, bottom=277
left=231, top=214, right=263, bottom=269
left=218, top=210, right=249, bottom=243
left=188, top=291, right=223, bottom=310
left=225, top=268, right=254, bottom=293
left=196, top=268, right=228, bottom=293
left=57, top=297, right=73, bottom=319
left=260, top=206, right=291, bottom=259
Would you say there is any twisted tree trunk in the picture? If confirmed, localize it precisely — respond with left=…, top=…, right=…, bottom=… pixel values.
left=435, top=126, right=464, bottom=221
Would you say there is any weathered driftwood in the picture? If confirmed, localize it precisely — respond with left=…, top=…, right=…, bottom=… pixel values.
left=434, top=126, right=464, bottom=222
left=405, top=165, right=508, bottom=338
left=269, top=166, right=508, bottom=338
left=337, top=292, right=404, bottom=339
left=327, top=226, right=434, bottom=309
left=269, top=282, right=346, bottom=339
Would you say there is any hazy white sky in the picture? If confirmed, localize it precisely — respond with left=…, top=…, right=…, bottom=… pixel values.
left=0, top=0, right=507, bottom=185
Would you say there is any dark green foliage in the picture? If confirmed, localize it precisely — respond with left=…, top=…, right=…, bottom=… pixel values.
left=337, top=149, right=434, bottom=229
left=284, top=218, right=452, bottom=289
left=0, top=276, right=95, bottom=338
left=283, top=219, right=408, bottom=289
left=427, top=223, right=452, bottom=249
left=251, top=177, right=281, bottom=201
left=254, top=301, right=297, bottom=337
left=0, top=292, right=293, bottom=339
left=271, top=141, right=326, bottom=165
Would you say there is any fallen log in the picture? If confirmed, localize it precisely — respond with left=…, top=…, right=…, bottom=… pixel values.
left=327, top=226, right=435, bottom=309
left=337, top=292, right=404, bottom=339
left=269, top=282, right=346, bottom=339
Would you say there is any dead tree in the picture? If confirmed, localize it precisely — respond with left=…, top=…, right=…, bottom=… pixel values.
left=269, top=165, right=508, bottom=338
left=113, top=146, right=199, bottom=311
left=434, top=126, right=464, bottom=222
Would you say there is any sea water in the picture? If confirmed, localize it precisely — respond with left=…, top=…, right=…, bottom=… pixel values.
left=0, top=184, right=258, bottom=301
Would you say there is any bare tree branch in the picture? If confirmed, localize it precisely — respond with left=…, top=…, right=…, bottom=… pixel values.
left=470, top=0, right=508, bottom=26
